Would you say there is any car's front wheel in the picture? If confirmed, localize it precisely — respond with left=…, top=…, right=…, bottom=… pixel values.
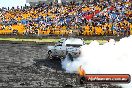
left=47, top=51, right=53, bottom=59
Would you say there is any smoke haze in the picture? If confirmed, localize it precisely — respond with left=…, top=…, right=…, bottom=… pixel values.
left=61, top=36, right=132, bottom=88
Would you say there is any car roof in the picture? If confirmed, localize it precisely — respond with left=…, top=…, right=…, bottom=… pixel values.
left=64, top=38, right=84, bottom=45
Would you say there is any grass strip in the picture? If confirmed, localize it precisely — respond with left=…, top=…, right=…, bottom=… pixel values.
left=0, top=38, right=108, bottom=44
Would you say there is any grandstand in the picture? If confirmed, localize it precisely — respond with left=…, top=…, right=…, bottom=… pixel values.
left=26, top=0, right=83, bottom=5
left=0, top=0, right=131, bottom=37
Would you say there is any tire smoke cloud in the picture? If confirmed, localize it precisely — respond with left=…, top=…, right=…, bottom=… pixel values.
left=61, top=36, right=132, bottom=88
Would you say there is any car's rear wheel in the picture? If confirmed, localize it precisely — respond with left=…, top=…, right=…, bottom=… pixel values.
left=67, top=53, right=73, bottom=61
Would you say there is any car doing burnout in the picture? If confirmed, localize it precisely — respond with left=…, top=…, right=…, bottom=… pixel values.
left=47, top=38, right=85, bottom=61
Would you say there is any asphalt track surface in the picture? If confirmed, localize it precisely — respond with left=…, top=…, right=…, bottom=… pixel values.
left=0, top=43, right=122, bottom=88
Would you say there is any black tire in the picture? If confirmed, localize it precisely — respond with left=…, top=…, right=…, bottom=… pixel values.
left=48, top=51, right=53, bottom=59
left=67, top=53, right=73, bottom=61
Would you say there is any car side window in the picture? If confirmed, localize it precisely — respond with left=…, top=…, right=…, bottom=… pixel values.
left=55, top=43, right=62, bottom=46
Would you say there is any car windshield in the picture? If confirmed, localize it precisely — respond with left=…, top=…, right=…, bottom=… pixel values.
left=66, top=44, right=82, bottom=47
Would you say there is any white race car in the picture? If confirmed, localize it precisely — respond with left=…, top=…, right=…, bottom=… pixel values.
left=47, top=38, right=85, bottom=61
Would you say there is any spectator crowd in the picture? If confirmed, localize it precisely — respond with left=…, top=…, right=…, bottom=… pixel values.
left=0, top=0, right=131, bottom=37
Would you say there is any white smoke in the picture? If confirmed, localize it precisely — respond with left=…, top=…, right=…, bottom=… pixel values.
left=61, top=36, right=132, bottom=88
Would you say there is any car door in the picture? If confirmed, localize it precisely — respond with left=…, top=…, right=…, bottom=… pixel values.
left=54, top=44, right=66, bottom=57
